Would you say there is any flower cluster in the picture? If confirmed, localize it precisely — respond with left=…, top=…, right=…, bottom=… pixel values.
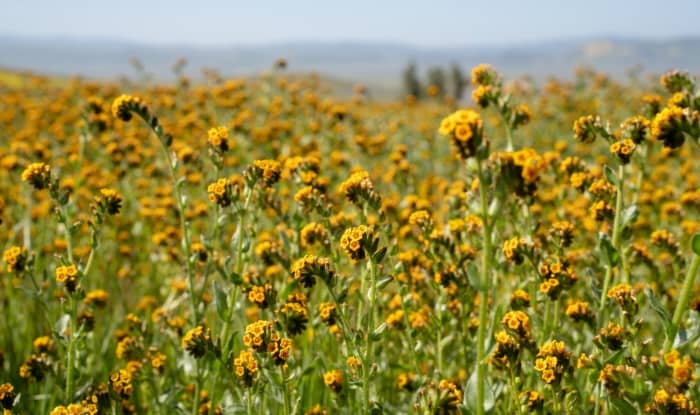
left=438, top=109, right=485, bottom=159
left=650, top=106, right=700, bottom=149
left=109, top=369, right=133, bottom=398
left=55, top=264, right=79, bottom=293
left=609, top=138, right=636, bottom=164
left=278, top=294, right=309, bottom=336
left=3, top=246, right=28, bottom=273
left=92, top=188, right=123, bottom=217
left=21, top=162, right=52, bottom=190
left=182, top=326, right=215, bottom=358
left=502, top=237, right=530, bottom=265
left=534, top=340, right=571, bottom=384
left=572, top=115, right=602, bottom=143
left=111, top=94, right=147, bottom=122
left=290, top=255, right=334, bottom=288
left=0, top=383, right=16, bottom=411
left=49, top=402, right=98, bottom=415
left=233, top=350, right=259, bottom=387
left=323, top=369, right=343, bottom=393
left=339, top=225, right=374, bottom=261
left=208, top=125, right=230, bottom=152
left=338, top=169, right=381, bottom=208
left=251, top=159, right=282, bottom=186
left=207, top=177, right=239, bottom=207
left=247, top=284, right=276, bottom=309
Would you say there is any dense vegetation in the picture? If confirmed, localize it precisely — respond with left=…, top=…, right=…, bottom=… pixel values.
left=1, top=64, right=699, bottom=414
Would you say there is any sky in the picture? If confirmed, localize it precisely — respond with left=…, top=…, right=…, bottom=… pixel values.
left=2, top=0, right=700, bottom=47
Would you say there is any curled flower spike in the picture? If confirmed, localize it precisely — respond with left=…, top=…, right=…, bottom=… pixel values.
left=290, top=255, right=334, bottom=288
left=472, top=85, right=494, bottom=108
left=573, top=115, right=602, bottom=144
left=55, top=264, right=79, bottom=293
left=93, top=188, right=123, bottom=217
left=207, top=125, right=230, bottom=152
left=251, top=159, right=282, bottom=186
left=660, top=69, right=695, bottom=93
left=0, top=383, right=16, bottom=410
left=650, top=106, right=700, bottom=149
left=338, top=169, right=381, bottom=208
left=111, top=94, right=147, bottom=122
left=234, top=350, right=259, bottom=387
left=21, top=162, right=52, bottom=190
left=609, top=139, right=636, bottom=164
left=3, top=246, right=28, bottom=273
left=471, top=63, right=498, bottom=86
left=438, top=109, right=485, bottom=159
left=182, top=326, right=215, bottom=358
left=534, top=340, right=571, bottom=384
left=109, top=369, right=133, bottom=398
left=620, top=115, right=651, bottom=144
left=339, top=225, right=374, bottom=261
left=206, top=177, right=241, bottom=207
left=323, top=369, right=343, bottom=393
left=49, top=402, right=98, bottom=415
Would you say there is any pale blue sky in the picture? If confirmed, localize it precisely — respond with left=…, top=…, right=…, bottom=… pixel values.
left=2, top=0, right=700, bottom=46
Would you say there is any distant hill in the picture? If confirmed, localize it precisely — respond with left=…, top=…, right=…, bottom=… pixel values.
left=2, top=34, right=700, bottom=95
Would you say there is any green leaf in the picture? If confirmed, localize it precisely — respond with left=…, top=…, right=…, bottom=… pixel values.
left=376, top=276, right=393, bottom=290
left=336, top=287, right=349, bottom=304
left=464, top=371, right=494, bottom=413
left=565, top=389, right=580, bottom=414
left=647, top=287, right=676, bottom=343
left=213, top=281, right=227, bottom=320
left=487, top=198, right=500, bottom=218
left=599, top=233, right=619, bottom=266
left=691, top=233, right=700, bottom=255
left=646, top=288, right=672, bottom=327
left=609, top=397, right=637, bottom=415
left=229, top=271, right=242, bottom=285
left=620, top=205, right=639, bottom=229
left=604, top=349, right=625, bottom=365
left=604, top=165, right=618, bottom=186
left=370, top=323, right=387, bottom=341
left=372, top=246, right=387, bottom=263
left=467, top=262, right=481, bottom=290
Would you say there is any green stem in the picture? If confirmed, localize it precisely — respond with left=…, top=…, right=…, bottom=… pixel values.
left=509, top=369, right=523, bottom=415
left=221, top=187, right=253, bottom=357
left=24, top=186, right=32, bottom=250
left=663, top=253, right=700, bottom=353
left=58, top=207, right=74, bottom=264
left=139, top=111, right=198, bottom=325
left=83, top=244, right=97, bottom=276
left=246, top=387, right=254, bottom=415
left=65, top=295, right=78, bottom=401
left=475, top=160, right=493, bottom=415
left=598, top=165, right=625, bottom=321
left=324, top=282, right=358, bottom=358
left=436, top=290, right=445, bottom=376
left=612, top=166, right=629, bottom=284
left=593, top=383, right=602, bottom=415
left=191, top=362, right=201, bottom=415
left=542, top=300, right=551, bottom=343
left=281, top=366, right=291, bottom=415
left=550, top=298, right=560, bottom=339
left=362, top=260, right=378, bottom=412
left=498, top=111, right=514, bottom=151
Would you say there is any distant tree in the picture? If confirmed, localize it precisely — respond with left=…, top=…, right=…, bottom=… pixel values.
left=450, top=63, right=466, bottom=101
left=427, top=67, right=446, bottom=98
left=402, top=62, right=422, bottom=99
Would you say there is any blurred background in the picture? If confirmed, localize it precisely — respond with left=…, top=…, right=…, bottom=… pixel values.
left=2, top=0, right=700, bottom=97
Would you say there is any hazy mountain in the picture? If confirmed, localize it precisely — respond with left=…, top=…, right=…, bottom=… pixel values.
left=2, top=34, right=700, bottom=93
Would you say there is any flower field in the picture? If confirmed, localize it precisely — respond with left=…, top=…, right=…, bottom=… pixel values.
left=0, top=64, right=699, bottom=414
